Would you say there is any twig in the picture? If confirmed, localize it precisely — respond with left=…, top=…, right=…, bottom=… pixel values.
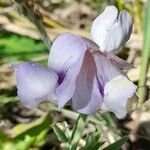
left=16, top=1, right=52, bottom=50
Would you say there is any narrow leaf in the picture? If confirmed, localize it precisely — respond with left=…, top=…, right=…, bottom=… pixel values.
left=103, top=136, right=128, bottom=150
left=12, top=113, right=52, bottom=140
left=82, top=131, right=104, bottom=150
left=52, top=124, right=69, bottom=143
left=69, top=114, right=87, bottom=150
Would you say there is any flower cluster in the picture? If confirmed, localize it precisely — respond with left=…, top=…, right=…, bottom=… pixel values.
left=14, top=6, right=137, bottom=119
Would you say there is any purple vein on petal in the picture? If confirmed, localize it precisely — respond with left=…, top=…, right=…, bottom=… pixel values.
left=57, top=72, right=65, bottom=85
left=96, top=75, right=105, bottom=98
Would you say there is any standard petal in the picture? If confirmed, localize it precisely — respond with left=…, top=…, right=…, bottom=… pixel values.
left=72, top=51, right=102, bottom=114
left=101, top=75, right=137, bottom=119
left=48, top=33, right=87, bottom=73
left=104, top=10, right=133, bottom=51
left=48, top=33, right=97, bottom=108
left=91, top=6, right=118, bottom=51
left=14, top=62, right=58, bottom=108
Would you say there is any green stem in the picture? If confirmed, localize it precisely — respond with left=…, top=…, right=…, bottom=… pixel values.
left=117, top=0, right=124, bottom=11
left=138, top=1, right=150, bottom=109
left=135, top=0, right=143, bottom=30
left=68, top=114, right=87, bottom=150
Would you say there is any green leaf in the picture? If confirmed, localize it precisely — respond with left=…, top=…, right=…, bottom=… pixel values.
left=0, top=113, right=52, bottom=150
left=69, top=114, right=87, bottom=150
left=0, top=129, right=49, bottom=150
left=34, top=129, right=48, bottom=146
left=82, top=131, right=104, bottom=150
left=0, top=35, right=46, bottom=54
left=0, top=132, right=9, bottom=142
left=103, top=136, right=128, bottom=150
left=0, top=96, right=17, bottom=107
left=52, top=124, right=69, bottom=143
left=97, top=112, right=117, bottom=128
left=0, top=33, right=47, bottom=63
left=12, top=113, right=52, bottom=140
left=1, top=142, right=17, bottom=150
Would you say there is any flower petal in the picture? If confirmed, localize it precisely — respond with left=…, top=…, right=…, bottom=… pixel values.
left=119, top=10, right=133, bottom=43
left=93, top=51, right=121, bottom=83
left=72, top=51, right=102, bottom=114
left=14, top=62, right=58, bottom=108
left=48, top=33, right=97, bottom=108
left=82, top=37, right=99, bottom=50
left=56, top=54, right=85, bottom=108
left=91, top=6, right=118, bottom=51
left=101, top=75, right=137, bottom=119
left=104, top=10, right=133, bottom=51
left=103, top=51, right=135, bottom=71
left=48, top=33, right=87, bottom=73
left=91, top=6, right=132, bottom=52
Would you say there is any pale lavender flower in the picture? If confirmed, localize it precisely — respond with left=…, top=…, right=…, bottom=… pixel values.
left=14, top=6, right=137, bottom=119
left=91, top=5, right=133, bottom=52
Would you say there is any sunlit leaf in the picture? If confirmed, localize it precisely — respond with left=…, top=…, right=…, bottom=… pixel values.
left=52, top=124, right=69, bottom=143
left=0, top=96, right=17, bottom=107
left=82, top=131, right=104, bottom=150
left=12, top=113, right=52, bottom=140
left=0, top=33, right=47, bottom=63
left=103, top=136, right=128, bottom=150
left=0, top=132, right=9, bottom=142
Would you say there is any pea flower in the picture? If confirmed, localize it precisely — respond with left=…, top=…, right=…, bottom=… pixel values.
left=91, top=5, right=133, bottom=52
left=14, top=6, right=137, bottom=119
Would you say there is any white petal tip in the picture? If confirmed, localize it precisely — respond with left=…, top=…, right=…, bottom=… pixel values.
left=114, top=109, right=127, bottom=119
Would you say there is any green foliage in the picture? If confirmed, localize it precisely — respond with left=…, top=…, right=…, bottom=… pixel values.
left=13, top=113, right=51, bottom=140
left=0, top=113, right=52, bottom=150
left=68, top=114, right=87, bottom=150
left=82, top=131, right=104, bottom=150
left=0, top=95, right=17, bottom=108
left=0, top=33, right=47, bottom=63
left=94, top=111, right=117, bottom=130
left=103, top=136, right=128, bottom=150
left=52, top=124, right=69, bottom=143
left=0, top=131, right=47, bottom=150
left=0, top=35, right=45, bottom=54
left=0, top=132, right=8, bottom=142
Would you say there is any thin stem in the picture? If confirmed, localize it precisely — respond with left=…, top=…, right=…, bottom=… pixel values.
left=117, top=0, right=124, bottom=11
left=138, top=1, right=150, bottom=109
left=17, top=1, right=52, bottom=50
left=135, top=0, right=143, bottom=30
left=68, top=114, right=87, bottom=150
